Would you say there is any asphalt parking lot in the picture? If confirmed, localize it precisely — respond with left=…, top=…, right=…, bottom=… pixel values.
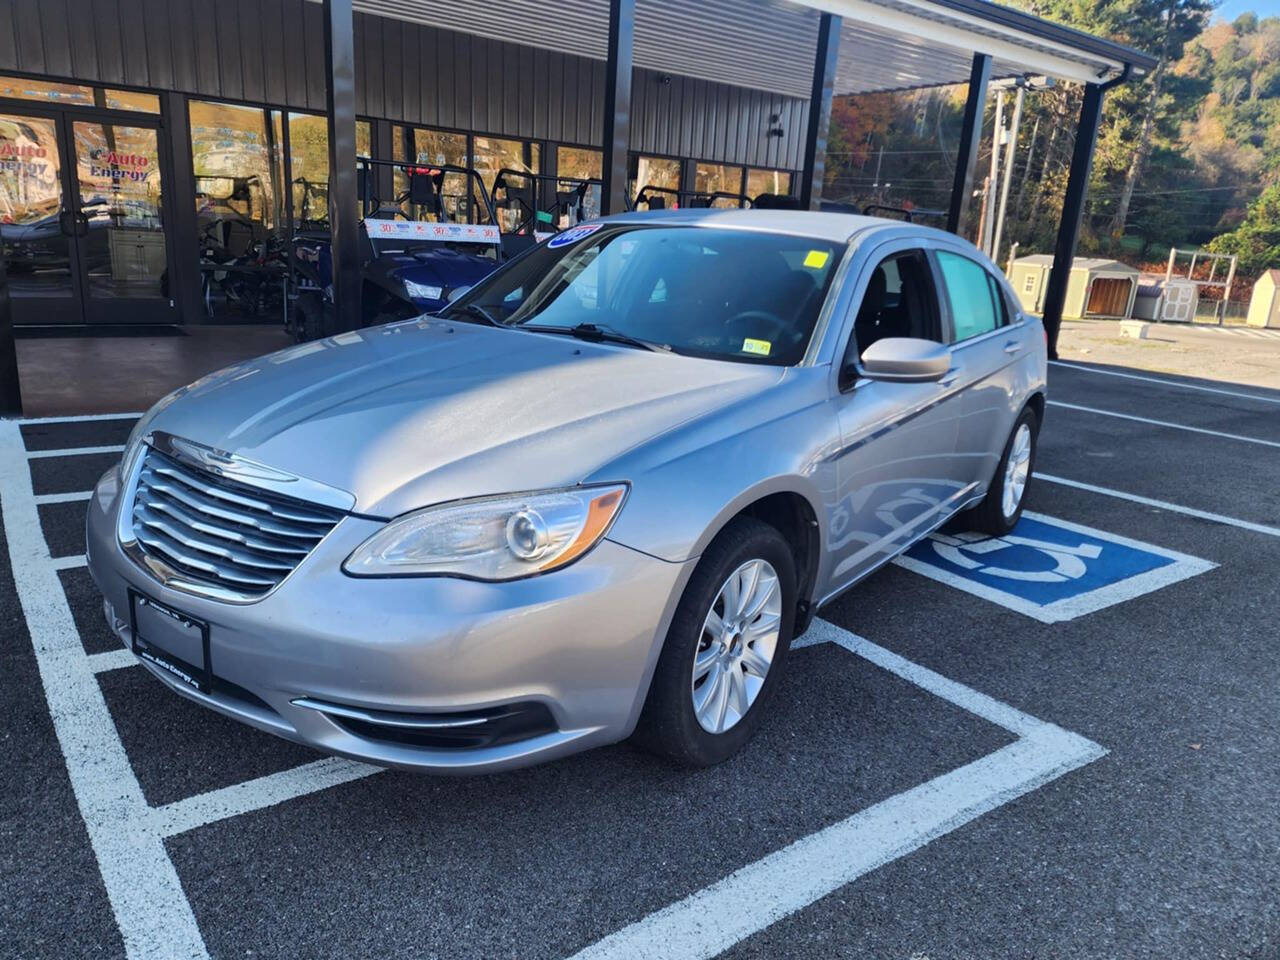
left=3, top=358, right=1278, bottom=959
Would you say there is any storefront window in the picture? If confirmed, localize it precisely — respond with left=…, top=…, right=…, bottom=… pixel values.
left=288, top=113, right=329, bottom=228
left=190, top=100, right=281, bottom=251
left=0, top=75, right=159, bottom=113
left=0, top=76, right=94, bottom=106
left=407, top=127, right=469, bottom=222
left=558, top=146, right=601, bottom=179
left=101, top=90, right=161, bottom=113
left=746, top=168, right=792, bottom=200
left=695, top=162, right=745, bottom=207
left=413, top=128, right=467, bottom=167
left=634, top=155, right=680, bottom=192
left=556, top=146, right=602, bottom=221
left=474, top=136, right=538, bottom=230
left=284, top=114, right=371, bottom=227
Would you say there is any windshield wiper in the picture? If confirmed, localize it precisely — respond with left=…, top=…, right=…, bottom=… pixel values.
left=446, top=302, right=503, bottom=327
left=523, top=322, right=672, bottom=353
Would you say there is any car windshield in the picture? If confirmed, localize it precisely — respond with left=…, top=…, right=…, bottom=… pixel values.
left=449, top=224, right=844, bottom=365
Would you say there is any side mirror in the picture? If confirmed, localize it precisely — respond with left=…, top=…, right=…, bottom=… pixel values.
left=858, top=337, right=952, bottom=383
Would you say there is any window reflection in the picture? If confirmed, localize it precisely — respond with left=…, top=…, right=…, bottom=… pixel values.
left=0, top=75, right=94, bottom=106
left=189, top=100, right=286, bottom=320
left=288, top=113, right=329, bottom=228
left=102, top=90, right=161, bottom=113
left=474, top=136, right=538, bottom=231
left=410, top=127, right=470, bottom=222
left=0, top=75, right=160, bottom=113
left=746, top=168, right=792, bottom=201
left=695, top=163, right=745, bottom=207
left=556, top=146, right=602, bottom=221
left=73, top=121, right=165, bottom=298
left=0, top=113, right=73, bottom=298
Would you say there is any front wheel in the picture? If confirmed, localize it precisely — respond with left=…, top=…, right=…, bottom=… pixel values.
left=632, top=517, right=797, bottom=767
left=963, top=406, right=1038, bottom=536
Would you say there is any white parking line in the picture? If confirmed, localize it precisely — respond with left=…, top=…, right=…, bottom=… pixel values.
left=1038, top=473, right=1280, bottom=539
left=50, top=554, right=88, bottom=571
left=87, top=648, right=141, bottom=674
left=150, top=757, right=382, bottom=838
left=1049, top=360, right=1280, bottom=405
left=0, top=420, right=378, bottom=960
left=27, top=444, right=126, bottom=459
left=569, top=621, right=1105, bottom=960
left=1047, top=400, right=1280, bottom=449
left=0, top=420, right=207, bottom=960
left=14, top=411, right=143, bottom=424
left=34, top=490, right=93, bottom=505
left=3, top=417, right=1107, bottom=960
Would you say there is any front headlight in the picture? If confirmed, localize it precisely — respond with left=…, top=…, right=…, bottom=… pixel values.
left=343, top=484, right=628, bottom=581
left=403, top=280, right=443, bottom=302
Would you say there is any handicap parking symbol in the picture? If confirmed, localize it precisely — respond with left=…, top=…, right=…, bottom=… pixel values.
left=895, top=512, right=1215, bottom=623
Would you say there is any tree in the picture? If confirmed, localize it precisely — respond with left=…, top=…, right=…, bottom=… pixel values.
left=1207, top=182, right=1280, bottom=273
left=1108, top=0, right=1215, bottom=236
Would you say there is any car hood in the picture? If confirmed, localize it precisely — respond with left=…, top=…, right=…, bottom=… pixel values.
left=147, top=317, right=784, bottom=517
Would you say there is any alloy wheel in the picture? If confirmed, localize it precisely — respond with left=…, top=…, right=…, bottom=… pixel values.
left=1002, top=422, right=1032, bottom=519
left=691, top=558, right=782, bottom=734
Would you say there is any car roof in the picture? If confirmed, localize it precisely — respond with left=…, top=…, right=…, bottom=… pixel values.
left=599, top=207, right=945, bottom=244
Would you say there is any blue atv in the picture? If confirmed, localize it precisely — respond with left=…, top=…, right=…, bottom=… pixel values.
left=288, top=160, right=504, bottom=342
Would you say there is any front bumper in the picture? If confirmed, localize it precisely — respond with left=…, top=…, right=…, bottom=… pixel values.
left=87, top=468, right=695, bottom=774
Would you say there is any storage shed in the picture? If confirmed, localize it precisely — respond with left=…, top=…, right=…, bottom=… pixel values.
left=1132, top=277, right=1199, bottom=323
left=1246, top=270, right=1280, bottom=329
left=1010, top=255, right=1141, bottom=319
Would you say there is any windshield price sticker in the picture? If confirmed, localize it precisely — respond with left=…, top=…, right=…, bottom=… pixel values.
left=547, top=222, right=604, bottom=248
left=741, top=338, right=772, bottom=356
left=803, top=249, right=830, bottom=269
left=364, top=220, right=501, bottom=244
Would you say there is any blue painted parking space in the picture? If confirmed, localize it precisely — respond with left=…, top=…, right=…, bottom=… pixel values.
left=895, top=512, right=1216, bottom=623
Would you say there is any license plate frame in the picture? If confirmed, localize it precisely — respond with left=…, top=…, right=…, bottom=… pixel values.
left=128, top=588, right=212, bottom=694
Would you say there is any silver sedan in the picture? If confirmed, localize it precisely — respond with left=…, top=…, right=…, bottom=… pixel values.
left=86, top=209, right=1046, bottom=773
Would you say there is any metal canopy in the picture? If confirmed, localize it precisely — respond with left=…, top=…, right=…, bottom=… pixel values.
left=350, top=0, right=1153, bottom=99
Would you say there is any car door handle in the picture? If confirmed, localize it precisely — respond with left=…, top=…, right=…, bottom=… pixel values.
left=1003, top=339, right=1022, bottom=355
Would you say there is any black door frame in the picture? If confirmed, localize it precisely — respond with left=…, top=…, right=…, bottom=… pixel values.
left=0, top=95, right=179, bottom=326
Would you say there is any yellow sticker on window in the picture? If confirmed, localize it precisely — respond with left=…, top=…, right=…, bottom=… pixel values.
left=803, top=249, right=830, bottom=269
left=742, top=338, right=772, bottom=356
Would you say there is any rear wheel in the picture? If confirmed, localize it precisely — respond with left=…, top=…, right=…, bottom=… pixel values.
left=632, top=517, right=797, bottom=767
left=292, top=293, right=326, bottom=343
left=963, top=406, right=1038, bottom=536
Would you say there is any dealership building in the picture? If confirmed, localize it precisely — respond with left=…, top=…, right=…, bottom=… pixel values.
left=0, top=0, right=1153, bottom=414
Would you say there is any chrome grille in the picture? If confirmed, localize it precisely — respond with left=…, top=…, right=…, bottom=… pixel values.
left=128, top=448, right=345, bottom=599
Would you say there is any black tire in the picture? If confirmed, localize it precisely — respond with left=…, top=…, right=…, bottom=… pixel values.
left=963, top=405, right=1039, bottom=536
left=632, top=517, right=798, bottom=767
left=293, top=293, right=326, bottom=343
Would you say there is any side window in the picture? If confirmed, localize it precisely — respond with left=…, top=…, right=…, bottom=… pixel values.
left=936, top=251, right=1005, bottom=343
left=848, top=249, right=940, bottom=366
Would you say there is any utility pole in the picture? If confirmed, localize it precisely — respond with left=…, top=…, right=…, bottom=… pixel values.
left=981, top=90, right=1005, bottom=255
left=992, top=82, right=1025, bottom=267
left=976, top=175, right=992, bottom=252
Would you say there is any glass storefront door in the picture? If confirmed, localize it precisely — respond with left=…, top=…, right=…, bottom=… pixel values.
left=0, top=106, right=175, bottom=325
left=69, top=118, right=173, bottom=322
left=0, top=110, right=80, bottom=323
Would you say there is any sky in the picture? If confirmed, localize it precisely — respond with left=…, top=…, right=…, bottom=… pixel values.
left=1213, top=0, right=1280, bottom=21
